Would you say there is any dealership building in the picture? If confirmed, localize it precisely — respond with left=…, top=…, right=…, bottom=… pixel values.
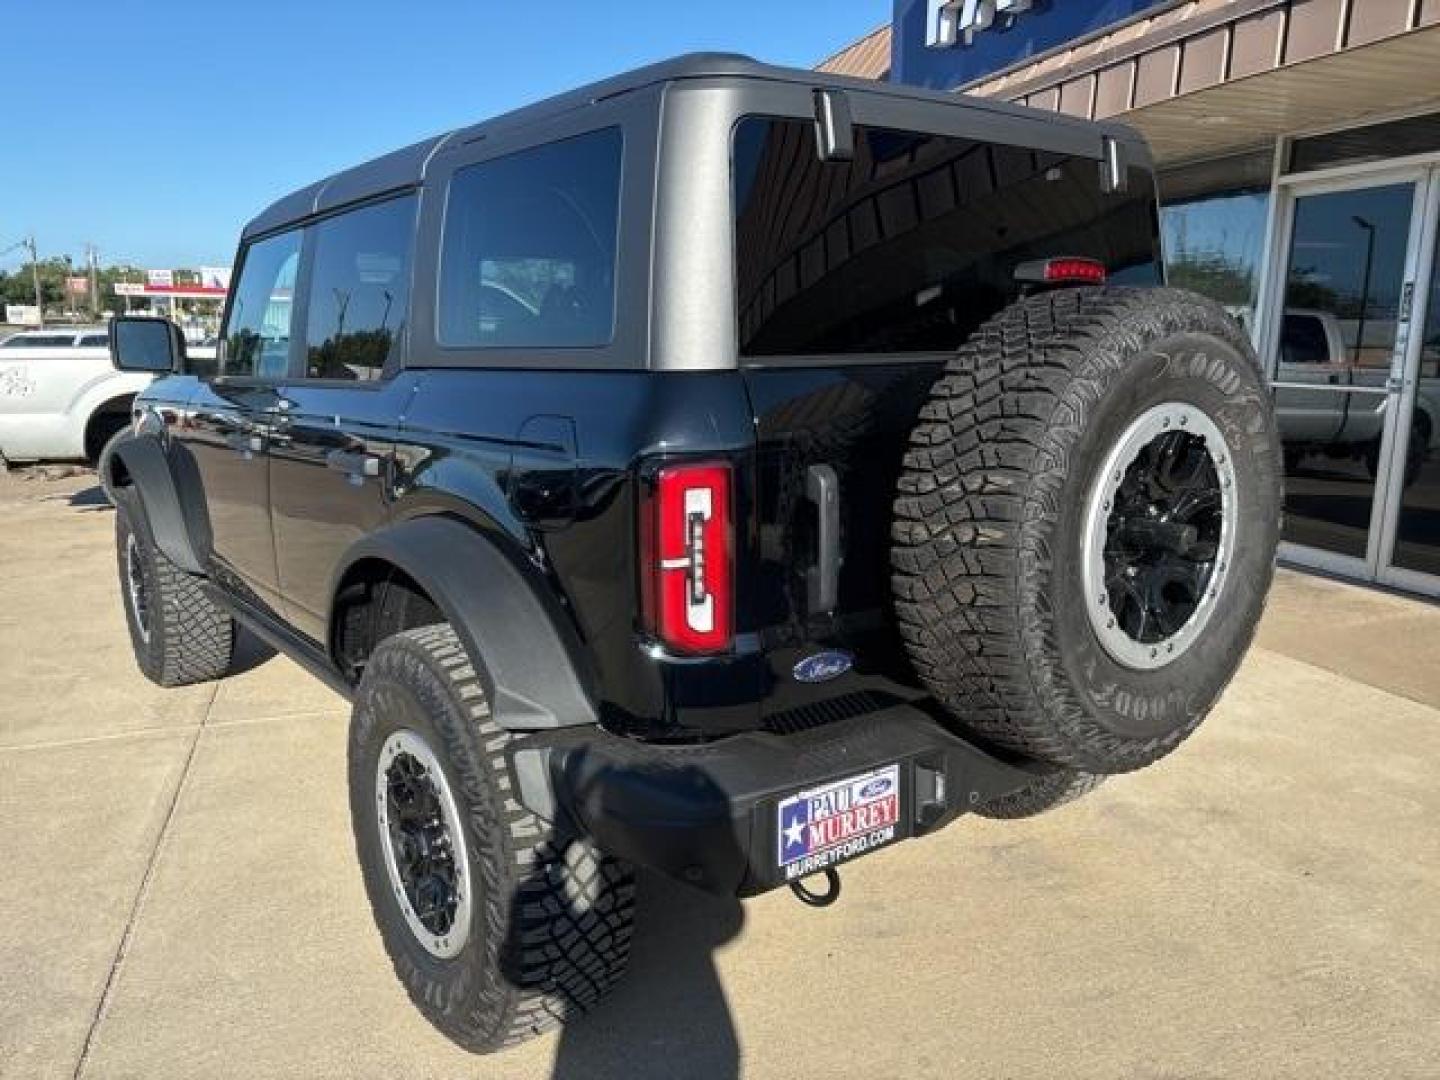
left=823, top=0, right=1440, bottom=597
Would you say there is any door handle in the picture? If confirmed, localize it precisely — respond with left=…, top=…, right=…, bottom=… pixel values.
left=326, top=449, right=381, bottom=480
left=806, top=464, right=840, bottom=615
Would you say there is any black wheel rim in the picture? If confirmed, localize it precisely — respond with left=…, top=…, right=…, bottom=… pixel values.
left=1103, top=429, right=1223, bottom=644
left=124, top=533, right=151, bottom=642
left=1083, top=402, right=1237, bottom=669
left=375, top=727, right=472, bottom=958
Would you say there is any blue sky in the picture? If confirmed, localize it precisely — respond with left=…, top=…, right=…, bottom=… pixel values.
left=0, top=1, right=886, bottom=273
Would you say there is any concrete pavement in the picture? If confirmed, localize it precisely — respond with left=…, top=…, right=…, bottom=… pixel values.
left=2, top=468, right=1438, bottom=1079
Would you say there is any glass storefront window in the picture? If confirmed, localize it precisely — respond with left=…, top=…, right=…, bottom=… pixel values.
left=1161, top=190, right=1270, bottom=332
left=1289, top=112, right=1440, bottom=175
left=1158, top=148, right=1274, bottom=334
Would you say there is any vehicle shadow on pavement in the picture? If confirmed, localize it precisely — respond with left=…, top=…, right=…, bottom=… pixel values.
left=550, top=869, right=744, bottom=1080
left=65, top=482, right=111, bottom=510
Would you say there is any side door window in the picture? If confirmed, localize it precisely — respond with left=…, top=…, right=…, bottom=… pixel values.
left=220, top=230, right=301, bottom=378
left=303, top=196, right=416, bottom=379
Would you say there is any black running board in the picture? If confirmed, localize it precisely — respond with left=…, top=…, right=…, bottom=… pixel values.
left=203, top=583, right=355, bottom=702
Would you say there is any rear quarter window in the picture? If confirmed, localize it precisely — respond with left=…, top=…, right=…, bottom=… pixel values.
left=732, top=117, right=1162, bottom=356
left=437, top=127, right=622, bottom=349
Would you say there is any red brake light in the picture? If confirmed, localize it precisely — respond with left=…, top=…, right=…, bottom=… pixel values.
left=1014, top=257, right=1108, bottom=285
left=641, top=461, right=733, bottom=654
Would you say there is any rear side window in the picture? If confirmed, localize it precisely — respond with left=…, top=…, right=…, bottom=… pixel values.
left=303, top=195, right=416, bottom=380
left=223, top=230, right=301, bottom=378
left=438, top=127, right=622, bottom=349
left=732, top=118, right=1162, bottom=356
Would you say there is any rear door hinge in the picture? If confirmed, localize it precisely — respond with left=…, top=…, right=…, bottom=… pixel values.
left=813, top=88, right=855, bottom=163
left=1100, top=136, right=1129, bottom=194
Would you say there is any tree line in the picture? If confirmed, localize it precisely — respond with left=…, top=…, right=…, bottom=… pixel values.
left=0, top=256, right=204, bottom=317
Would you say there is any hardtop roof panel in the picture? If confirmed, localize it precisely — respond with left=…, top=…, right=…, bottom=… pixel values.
left=240, top=52, right=1132, bottom=241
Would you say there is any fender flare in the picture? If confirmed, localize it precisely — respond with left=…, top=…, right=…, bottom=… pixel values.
left=331, top=516, right=600, bottom=732
left=106, top=431, right=207, bottom=574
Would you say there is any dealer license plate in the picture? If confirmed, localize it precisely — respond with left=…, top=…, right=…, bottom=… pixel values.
left=776, top=763, right=902, bottom=881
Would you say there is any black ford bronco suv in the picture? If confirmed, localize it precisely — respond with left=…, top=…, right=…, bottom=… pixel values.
left=104, top=55, right=1281, bottom=1053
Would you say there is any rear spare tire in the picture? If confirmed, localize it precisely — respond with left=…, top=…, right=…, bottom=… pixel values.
left=892, top=288, right=1281, bottom=774
left=974, top=769, right=1104, bottom=820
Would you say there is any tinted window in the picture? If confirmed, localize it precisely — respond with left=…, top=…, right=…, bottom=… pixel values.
left=732, top=118, right=1162, bottom=356
left=439, top=127, right=622, bottom=349
left=223, top=229, right=301, bottom=378
left=78, top=333, right=108, bottom=347
left=303, top=196, right=416, bottom=380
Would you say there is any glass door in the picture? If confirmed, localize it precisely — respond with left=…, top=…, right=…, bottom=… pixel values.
left=1266, top=170, right=1432, bottom=579
left=1380, top=173, right=1440, bottom=593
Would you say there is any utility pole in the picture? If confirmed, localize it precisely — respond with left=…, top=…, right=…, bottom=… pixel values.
left=25, top=236, right=43, bottom=327
left=86, top=243, right=99, bottom=317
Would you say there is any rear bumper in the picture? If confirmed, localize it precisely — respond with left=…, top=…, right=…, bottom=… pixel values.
left=508, top=704, right=1042, bottom=897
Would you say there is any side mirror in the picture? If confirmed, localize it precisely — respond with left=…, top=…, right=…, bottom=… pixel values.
left=109, top=316, right=186, bottom=374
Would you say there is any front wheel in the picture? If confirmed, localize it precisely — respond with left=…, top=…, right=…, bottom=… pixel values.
left=348, top=625, right=635, bottom=1053
left=114, top=490, right=234, bottom=686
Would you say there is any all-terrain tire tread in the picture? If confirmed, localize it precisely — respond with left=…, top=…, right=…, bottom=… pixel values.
left=355, top=625, right=635, bottom=1053
left=891, top=287, right=1277, bottom=773
left=973, top=769, right=1106, bottom=820
left=115, top=495, right=234, bottom=687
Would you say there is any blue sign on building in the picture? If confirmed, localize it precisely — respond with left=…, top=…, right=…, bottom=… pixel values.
left=891, top=0, right=1176, bottom=91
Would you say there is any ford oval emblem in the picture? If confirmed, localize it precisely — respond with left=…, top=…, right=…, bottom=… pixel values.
left=859, top=777, right=893, bottom=799
left=792, top=650, right=853, bottom=684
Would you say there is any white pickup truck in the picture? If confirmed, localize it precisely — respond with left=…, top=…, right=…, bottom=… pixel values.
left=2, top=327, right=222, bottom=463
left=1275, top=308, right=1437, bottom=482
left=0, top=327, right=155, bottom=463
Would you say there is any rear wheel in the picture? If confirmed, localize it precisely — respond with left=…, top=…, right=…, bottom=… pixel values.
left=892, top=288, right=1281, bottom=774
left=114, top=491, right=234, bottom=686
left=349, top=625, right=635, bottom=1053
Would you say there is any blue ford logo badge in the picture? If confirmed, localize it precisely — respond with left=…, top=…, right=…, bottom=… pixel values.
left=859, top=777, right=892, bottom=799
left=792, top=650, right=853, bottom=684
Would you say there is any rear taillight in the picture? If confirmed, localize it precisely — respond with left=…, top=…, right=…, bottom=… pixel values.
left=1014, top=256, right=1108, bottom=285
left=641, top=461, right=733, bottom=654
